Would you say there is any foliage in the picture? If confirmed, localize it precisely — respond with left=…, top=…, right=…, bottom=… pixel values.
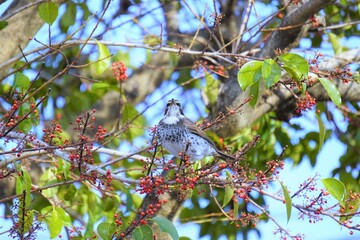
left=0, top=0, right=359, bottom=240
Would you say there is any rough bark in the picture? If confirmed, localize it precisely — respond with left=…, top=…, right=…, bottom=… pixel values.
left=260, top=0, right=336, bottom=58
left=0, top=0, right=44, bottom=79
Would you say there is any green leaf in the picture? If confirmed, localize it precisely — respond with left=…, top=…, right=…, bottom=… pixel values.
left=322, top=178, right=347, bottom=207
left=95, top=40, right=111, bottom=74
left=340, top=196, right=360, bottom=222
left=300, top=82, right=307, bottom=95
left=152, top=216, right=179, bottom=240
left=14, top=72, right=30, bottom=89
left=56, top=206, right=72, bottom=226
left=169, top=52, right=179, bottom=67
left=84, top=209, right=97, bottom=238
left=18, top=103, right=33, bottom=133
left=249, top=79, right=260, bottom=107
left=121, top=103, right=146, bottom=140
left=279, top=53, right=309, bottom=81
left=262, top=59, right=281, bottom=88
left=204, top=74, right=219, bottom=104
left=42, top=206, right=63, bottom=239
left=38, top=2, right=58, bottom=25
left=101, top=196, right=120, bottom=212
left=280, top=182, right=292, bottom=223
left=91, top=82, right=113, bottom=90
left=233, top=197, right=239, bottom=218
left=132, top=225, right=153, bottom=240
left=223, top=185, right=234, bottom=207
left=28, top=192, right=52, bottom=211
left=0, top=20, right=8, bottom=30
left=327, top=32, right=342, bottom=54
left=57, top=159, right=70, bottom=180
left=144, top=34, right=161, bottom=47
left=16, top=168, right=32, bottom=205
left=97, top=222, right=116, bottom=240
left=318, top=78, right=342, bottom=107
left=237, top=60, right=262, bottom=91
left=64, top=184, right=77, bottom=201
left=15, top=168, right=34, bottom=233
left=223, top=171, right=234, bottom=207
left=316, top=114, right=326, bottom=151
left=113, top=50, right=131, bottom=67
left=60, top=2, right=76, bottom=32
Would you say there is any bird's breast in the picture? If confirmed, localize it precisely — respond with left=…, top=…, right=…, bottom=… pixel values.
left=161, top=116, right=180, bottom=124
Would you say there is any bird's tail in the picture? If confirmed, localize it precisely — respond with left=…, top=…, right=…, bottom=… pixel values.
left=216, top=150, right=236, bottom=160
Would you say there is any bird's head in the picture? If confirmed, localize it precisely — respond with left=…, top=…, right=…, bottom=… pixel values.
left=161, top=99, right=185, bottom=124
left=164, top=98, right=184, bottom=117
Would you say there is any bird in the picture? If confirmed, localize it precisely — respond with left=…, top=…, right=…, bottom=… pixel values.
left=156, top=98, right=235, bottom=161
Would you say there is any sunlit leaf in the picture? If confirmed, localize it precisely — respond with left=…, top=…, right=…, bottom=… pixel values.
left=223, top=171, right=234, bottom=207
left=318, top=78, right=342, bottom=107
left=56, top=206, right=72, bottom=226
left=38, top=2, right=58, bottom=25
left=57, top=159, right=70, bottom=180
left=84, top=209, right=97, bottom=238
left=340, top=196, right=360, bottom=222
left=113, top=50, right=131, bottom=67
left=90, top=82, right=112, bottom=90
left=204, top=74, right=219, bottom=104
left=262, top=59, right=281, bottom=88
left=16, top=168, right=32, bottom=204
left=280, top=182, right=292, bottom=223
left=301, top=82, right=307, bottom=95
left=279, top=53, right=309, bottom=81
left=144, top=34, right=161, bottom=46
left=132, top=225, right=153, bottom=240
left=316, top=114, right=326, bottom=150
left=322, top=178, right=347, bottom=207
left=15, top=168, right=33, bottom=233
left=42, top=206, right=63, bottom=239
left=95, top=40, right=111, bottom=74
left=237, top=60, right=262, bottom=91
left=233, top=197, right=239, bottom=219
left=327, top=32, right=342, bottom=54
left=121, top=103, right=146, bottom=140
left=152, top=216, right=179, bottom=240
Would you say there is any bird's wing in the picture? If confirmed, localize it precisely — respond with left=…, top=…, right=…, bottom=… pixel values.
left=182, top=117, right=235, bottom=160
left=181, top=117, right=218, bottom=149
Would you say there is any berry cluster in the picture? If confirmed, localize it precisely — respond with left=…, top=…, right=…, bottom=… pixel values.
left=296, top=92, right=316, bottom=114
left=138, top=175, right=168, bottom=195
left=309, top=15, right=319, bottom=27
left=42, top=123, right=67, bottom=145
left=333, top=67, right=353, bottom=83
left=196, top=60, right=226, bottom=77
left=309, top=52, right=324, bottom=72
left=112, top=61, right=127, bottom=81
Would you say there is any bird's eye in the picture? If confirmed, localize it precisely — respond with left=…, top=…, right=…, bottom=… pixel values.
left=175, top=102, right=181, bottom=107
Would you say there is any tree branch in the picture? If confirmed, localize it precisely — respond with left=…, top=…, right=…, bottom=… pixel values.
left=260, top=0, right=336, bottom=58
